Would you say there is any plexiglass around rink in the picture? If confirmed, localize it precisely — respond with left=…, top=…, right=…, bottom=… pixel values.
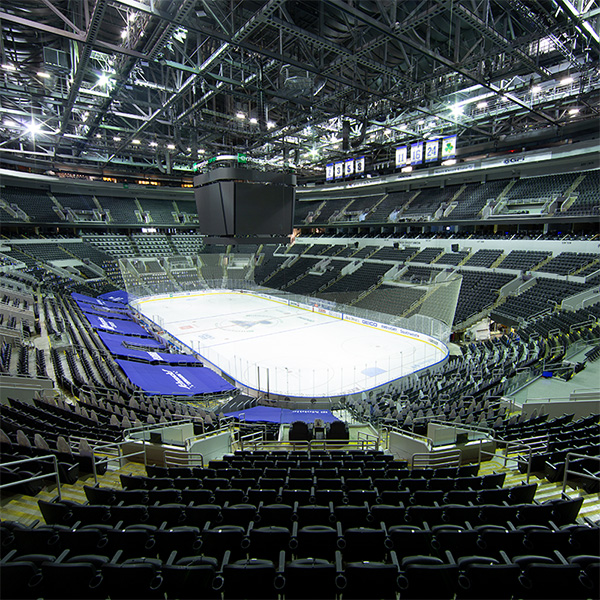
left=130, top=288, right=450, bottom=399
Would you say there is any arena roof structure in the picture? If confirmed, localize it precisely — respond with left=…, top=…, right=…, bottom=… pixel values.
left=0, top=0, right=598, bottom=178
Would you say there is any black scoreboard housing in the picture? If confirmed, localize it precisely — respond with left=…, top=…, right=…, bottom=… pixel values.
left=193, top=167, right=296, bottom=241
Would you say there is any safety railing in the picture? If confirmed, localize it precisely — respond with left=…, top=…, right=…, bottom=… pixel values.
left=477, top=437, right=540, bottom=483
left=164, top=449, right=204, bottom=468
left=411, top=448, right=462, bottom=469
left=562, top=452, right=600, bottom=494
left=382, top=424, right=433, bottom=450
left=0, top=455, right=62, bottom=500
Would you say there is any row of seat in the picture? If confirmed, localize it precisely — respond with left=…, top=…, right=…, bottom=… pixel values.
left=125, top=471, right=505, bottom=493
left=4, top=518, right=598, bottom=565
left=1, top=544, right=598, bottom=600
left=100, top=480, right=537, bottom=507
left=37, top=495, right=583, bottom=530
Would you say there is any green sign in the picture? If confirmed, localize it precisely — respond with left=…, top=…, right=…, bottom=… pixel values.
left=237, top=153, right=247, bottom=163
left=208, top=156, right=217, bottom=164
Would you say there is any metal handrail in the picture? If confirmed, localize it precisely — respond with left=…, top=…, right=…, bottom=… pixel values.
left=164, top=449, right=204, bottom=468
left=383, top=424, right=434, bottom=449
left=562, top=452, right=600, bottom=494
left=411, top=448, right=462, bottom=469
left=0, top=454, right=62, bottom=500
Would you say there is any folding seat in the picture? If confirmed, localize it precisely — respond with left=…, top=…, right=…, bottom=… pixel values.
left=562, top=523, right=600, bottom=555
left=12, top=525, right=64, bottom=556
left=476, top=487, right=511, bottom=505
left=146, top=503, right=187, bottom=527
left=339, top=467, right=362, bottom=479
left=397, top=554, right=459, bottom=600
left=514, top=554, right=588, bottom=600
left=517, top=525, right=572, bottom=557
left=38, top=500, right=76, bottom=526
left=240, top=467, right=262, bottom=480
left=479, top=472, right=506, bottom=489
left=172, top=477, right=203, bottom=490
left=40, top=553, right=108, bottom=600
left=146, top=477, right=174, bottom=489
left=387, top=525, right=432, bottom=558
left=292, top=524, right=342, bottom=560
left=105, top=525, right=158, bottom=559
left=100, top=556, right=164, bottom=599
left=411, top=468, right=435, bottom=479
left=348, top=487, right=380, bottom=505
left=515, top=502, right=556, bottom=526
left=287, top=477, right=314, bottom=491
left=474, top=525, right=525, bottom=558
left=456, top=555, right=521, bottom=600
left=246, top=487, right=280, bottom=505
left=370, top=504, right=406, bottom=527
left=405, top=505, right=445, bottom=527
left=403, top=478, right=429, bottom=492
left=444, top=490, right=478, bottom=505
left=334, top=503, right=372, bottom=529
left=477, top=504, right=519, bottom=527
left=201, top=477, right=230, bottom=491
left=264, top=467, right=287, bottom=478
left=222, top=556, right=281, bottom=600
left=258, top=503, right=295, bottom=527
left=166, top=466, right=193, bottom=478
left=120, top=474, right=147, bottom=490
left=341, top=557, right=400, bottom=600
left=219, top=503, right=257, bottom=527
left=295, top=503, right=334, bottom=527
left=411, top=490, right=445, bottom=506
left=373, top=477, right=399, bottom=492
left=154, top=526, right=202, bottom=559
left=427, top=478, right=456, bottom=492
left=213, top=488, right=247, bottom=505
left=507, top=482, right=537, bottom=504
left=290, top=467, right=314, bottom=478
left=180, top=488, right=214, bottom=504
left=281, top=488, right=312, bottom=505
left=247, top=525, right=291, bottom=562
left=362, top=467, right=387, bottom=479
left=113, top=489, right=150, bottom=505
left=386, top=467, right=411, bottom=479
left=434, top=467, right=458, bottom=478
left=380, top=490, right=411, bottom=505
left=283, top=556, right=339, bottom=600
left=568, top=555, right=600, bottom=600
left=201, top=524, right=247, bottom=561
left=183, top=503, right=222, bottom=529
left=429, top=525, right=480, bottom=559
left=0, top=553, right=46, bottom=599
left=343, top=477, right=372, bottom=492
left=341, top=526, right=389, bottom=562
left=546, top=496, right=584, bottom=526
left=315, top=477, right=344, bottom=491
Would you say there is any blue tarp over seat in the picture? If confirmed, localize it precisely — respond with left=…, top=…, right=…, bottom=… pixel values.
left=72, top=291, right=129, bottom=310
left=77, top=300, right=132, bottom=317
left=84, top=312, right=151, bottom=336
left=116, top=359, right=236, bottom=396
left=224, top=406, right=340, bottom=424
left=98, top=290, right=129, bottom=304
left=99, top=330, right=201, bottom=364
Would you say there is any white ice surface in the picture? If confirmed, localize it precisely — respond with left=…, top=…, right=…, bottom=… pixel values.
left=134, top=290, right=448, bottom=398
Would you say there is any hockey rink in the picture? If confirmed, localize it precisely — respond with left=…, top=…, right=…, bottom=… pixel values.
left=132, top=290, right=448, bottom=398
